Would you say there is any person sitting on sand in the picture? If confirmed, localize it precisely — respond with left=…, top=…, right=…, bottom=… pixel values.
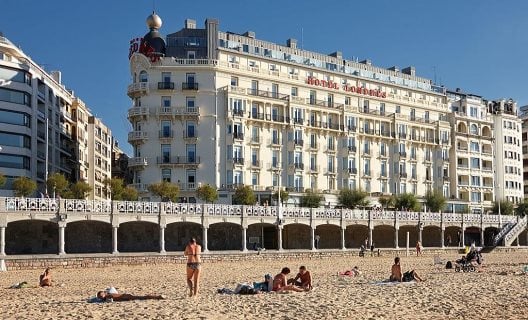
left=339, top=266, right=361, bottom=277
left=184, top=237, right=202, bottom=297
left=39, top=268, right=52, bottom=287
left=390, top=257, right=424, bottom=282
left=273, top=267, right=306, bottom=292
left=287, top=266, right=313, bottom=290
left=96, top=291, right=165, bottom=302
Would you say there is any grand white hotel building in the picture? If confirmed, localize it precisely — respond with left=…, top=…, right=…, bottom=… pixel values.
left=127, top=13, right=523, bottom=212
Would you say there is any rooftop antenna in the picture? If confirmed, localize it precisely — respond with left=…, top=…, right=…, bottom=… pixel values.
left=301, top=27, right=304, bottom=50
left=433, top=66, right=437, bottom=84
left=153, top=0, right=156, bottom=12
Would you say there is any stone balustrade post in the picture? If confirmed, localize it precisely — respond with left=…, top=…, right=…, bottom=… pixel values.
left=0, top=198, right=6, bottom=212
left=394, top=225, right=399, bottom=249
left=277, top=225, right=283, bottom=251
left=340, top=226, right=346, bottom=250
left=310, top=226, right=316, bottom=251
left=202, top=226, right=209, bottom=252
left=112, top=226, right=119, bottom=254
left=440, top=227, right=445, bottom=248
left=58, top=223, right=66, bottom=255
left=0, top=226, right=5, bottom=256
left=461, top=224, right=466, bottom=247
left=368, top=210, right=373, bottom=247
left=159, top=225, right=166, bottom=254
left=241, top=226, right=248, bottom=252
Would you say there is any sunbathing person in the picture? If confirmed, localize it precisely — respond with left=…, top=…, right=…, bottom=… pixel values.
left=389, top=257, right=424, bottom=282
left=339, top=266, right=361, bottom=277
left=272, top=267, right=306, bottom=292
left=96, top=291, right=165, bottom=302
left=39, top=268, right=52, bottom=287
left=287, top=266, right=313, bottom=290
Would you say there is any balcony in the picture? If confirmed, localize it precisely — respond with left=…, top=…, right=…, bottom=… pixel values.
left=268, top=162, right=282, bottom=171
left=128, top=157, right=148, bottom=168
left=291, top=162, right=304, bottom=170
left=271, top=114, right=285, bottom=123
left=293, top=118, right=304, bottom=125
left=233, top=157, right=244, bottom=165
left=269, top=138, right=281, bottom=146
left=128, top=131, right=148, bottom=144
left=182, top=82, right=199, bottom=90
left=250, top=136, right=262, bottom=145
left=157, top=156, right=200, bottom=166
left=293, top=139, right=304, bottom=147
left=128, top=107, right=149, bottom=119
left=129, top=183, right=149, bottom=192
left=127, top=82, right=149, bottom=97
left=347, top=145, right=357, bottom=153
left=347, top=167, right=358, bottom=174
left=248, top=88, right=289, bottom=101
left=178, top=182, right=197, bottom=191
left=232, top=109, right=245, bottom=117
left=250, top=160, right=261, bottom=169
left=399, top=151, right=407, bottom=158
left=183, top=130, right=198, bottom=140
left=399, top=172, right=408, bottom=178
left=157, top=82, right=175, bottom=90
left=308, top=165, right=319, bottom=173
left=233, top=132, right=244, bottom=140
left=249, top=112, right=265, bottom=121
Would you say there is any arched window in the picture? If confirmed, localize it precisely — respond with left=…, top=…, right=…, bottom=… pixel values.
left=139, top=71, right=148, bottom=83
left=470, top=124, right=478, bottom=135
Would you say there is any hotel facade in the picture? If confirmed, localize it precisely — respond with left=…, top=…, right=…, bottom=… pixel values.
left=0, top=34, right=113, bottom=200
left=127, top=14, right=523, bottom=213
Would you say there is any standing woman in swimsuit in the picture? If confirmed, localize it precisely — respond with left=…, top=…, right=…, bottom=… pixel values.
left=184, top=237, right=202, bottom=297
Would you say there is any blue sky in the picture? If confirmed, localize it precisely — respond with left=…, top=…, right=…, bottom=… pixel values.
left=2, top=0, right=527, bottom=155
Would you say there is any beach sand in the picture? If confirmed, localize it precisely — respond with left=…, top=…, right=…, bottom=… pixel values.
left=0, top=251, right=527, bottom=319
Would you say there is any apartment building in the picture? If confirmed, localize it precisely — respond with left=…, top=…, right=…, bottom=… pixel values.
left=0, top=33, right=113, bottom=199
left=87, top=116, right=112, bottom=200
left=127, top=14, right=453, bottom=205
left=491, top=99, right=523, bottom=204
left=521, top=106, right=528, bottom=198
left=448, top=90, right=495, bottom=213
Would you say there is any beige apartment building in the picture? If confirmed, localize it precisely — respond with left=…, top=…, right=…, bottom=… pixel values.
left=127, top=14, right=457, bottom=206
left=0, top=33, right=113, bottom=200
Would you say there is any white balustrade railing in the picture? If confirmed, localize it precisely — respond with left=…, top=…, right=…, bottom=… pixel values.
left=504, top=216, right=527, bottom=246
left=0, top=197, right=519, bottom=226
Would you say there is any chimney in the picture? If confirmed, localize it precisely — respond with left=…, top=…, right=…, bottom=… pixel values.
left=51, top=71, right=61, bottom=84
left=329, top=51, right=342, bottom=59
left=359, top=59, right=372, bottom=65
left=185, top=19, right=196, bottom=29
left=243, top=31, right=255, bottom=39
left=287, top=38, right=297, bottom=48
left=402, top=66, right=415, bottom=76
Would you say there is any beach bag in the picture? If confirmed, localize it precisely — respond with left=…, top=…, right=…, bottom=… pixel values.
left=445, top=261, right=453, bottom=269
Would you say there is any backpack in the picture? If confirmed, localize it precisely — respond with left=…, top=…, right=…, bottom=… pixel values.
left=445, top=261, right=453, bottom=269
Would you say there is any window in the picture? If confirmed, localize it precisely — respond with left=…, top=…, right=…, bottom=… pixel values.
left=364, top=159, right=370, bottom=175
left=0, top=87, right=30, bottom=106
left=395, top=105, right=401, bottom=113
left=380, top=103, right=385, bottom=115
left=471, top=176, right=480, bottom=186
left=161, top=145, right=171, bottom=163
left=187, top=144, right=196, bottom=163
left=162, top=169, right=171, bottom=182
left=252, top=172, right=258, bottom=185
left=230, top=76, right=238, bottom=87
left=186, top=97, right=195, bottom=111
left=471, top=191, right=481, bottom=202
left=161, top=96, right=171, bottom=107
left=139, top=71, right=148, bottom=82
left=470, top=141, right=479, bottom=152
left=470, top=157, right=480, bottom=169
left=0, top=109, right=30, bottom=127
left=161, top=72, right=171, bottom=83
left=186, top=73, right=195, bottom=84
left=187, top=51, right=196, bottom=59
left=0, top=67, right=31, bottom=85
left=291, top=87, right=298, bottom=97
left=470, top=124, right=478, bottom=135
left=470, top=107, right=478, bottom=118
left=0, top=154, right=30, bottom=169
left=345, top=97, right=351, bottom=105
left=186, top=121, right=195, bottom=138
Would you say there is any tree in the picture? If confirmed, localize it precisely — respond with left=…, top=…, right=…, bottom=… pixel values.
left=338, top=188, right=369, bottom=209
left=70, top=181, right=92, bottom=199
left=121, top=186, right=139, bottom=201
left=196, top=184, right=218, bottom=203
left=394, top=193, right=421, bottom=211
left=515, top=199, right=528, bottom=217
left=272, top=189, right=289, bottom=205
left=148, top=181, right=180, bottom=202
left=300, top=191, right=324, bottom=208
left=103, top=178, right=125, bottom=200
left=0, top=172, right=5, bottom=187
left=379, top=195, right=395, bottom=209
left=493, top=200, right=514, bottom=215
left=424, top=189, right=447, bottom=212
left=46, top=173, right=70, bottom=197
left=12, top=177, right=37, bottom=197
left=232, top=185, right=256, bottom=205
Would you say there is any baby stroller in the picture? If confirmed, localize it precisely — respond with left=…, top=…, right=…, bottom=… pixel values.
left=454, top=249, right=482, bottom=272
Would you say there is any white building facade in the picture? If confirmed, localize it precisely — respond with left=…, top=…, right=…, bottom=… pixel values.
left=127, top=13, right=523, bottom=209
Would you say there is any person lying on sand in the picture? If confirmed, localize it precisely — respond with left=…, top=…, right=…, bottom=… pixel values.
left=39, top=268, right=52, bottom=287
left=273, top=267, right=307, bottom=292
left=96, top=291, right=166, bottom=302
left=390, top=257, right=424, bottom=282
left=287, top=266, right=313, bottom=290
left=339, top=266, right=361, bottom=277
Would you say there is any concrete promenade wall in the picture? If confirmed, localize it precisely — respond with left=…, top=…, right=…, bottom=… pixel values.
left=3, top=247, right=528, bottom=271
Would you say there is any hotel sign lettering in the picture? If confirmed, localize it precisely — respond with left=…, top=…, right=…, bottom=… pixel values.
left=306, top=77, right=387, bottom=98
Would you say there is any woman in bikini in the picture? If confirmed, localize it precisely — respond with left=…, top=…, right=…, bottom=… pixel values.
left=184, top=237, right=202, bottom=297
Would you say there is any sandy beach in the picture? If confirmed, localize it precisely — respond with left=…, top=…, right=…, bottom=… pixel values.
left=0, top=251, right=527, bottom=320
